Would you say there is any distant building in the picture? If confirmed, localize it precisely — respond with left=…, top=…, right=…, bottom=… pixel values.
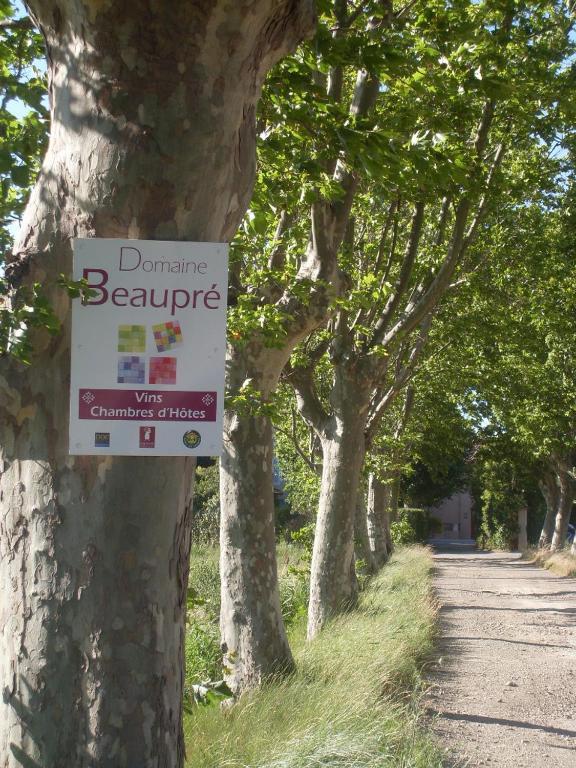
left=428, top=490, right=474, bottom=541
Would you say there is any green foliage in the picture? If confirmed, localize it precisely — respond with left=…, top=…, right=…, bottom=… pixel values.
left=0, top=282, right=58, bottom=363
left=185, top=548, right=222, bottom=701
left=435, top=152, right=576, bottom=546
left=276, top=539, right=310, bottom=628
left=478, top=457, right=523, bottom=550
left=185, top=624, right=222, bottom=693
left=0, top=4, right=55, bottom=362
left=191, top=464, right=220, bottom=546
left=190, top=679, right=233, bottom=708
left=391, top=508, right=429, bottom=545
left=0, top=7, right=47, bottom=251
left=225, top=380, right=280, bottom=419
left=406, top=460, right=469, bottom=509
left=184, top=547, right=441, bottom=768
left=188, top=548, right=221, bottom=619
left=391, top=516, right=417, bottom=546
left=274, top=388, right=322, bottom=519
left=289, top=523, right=315, bottom=560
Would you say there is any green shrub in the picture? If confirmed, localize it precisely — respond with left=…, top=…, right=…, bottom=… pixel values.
left=289, top=523, right=315, bottom=561
left=192, top=464, right=220, bottom=545
left=279, top=569, right=309, bottom=627
left=391, top=516, right=418, bottom=545
left=188, top=547, right=221, bottom=621
left=391, top=508, right=429, bottom=544
left=185, top=622, right=222, bottom=687
left=186, top=547, right=222, bottom=696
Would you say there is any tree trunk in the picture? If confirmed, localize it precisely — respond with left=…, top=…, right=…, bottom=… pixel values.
left=0, top=2, right=315, bottom=765
left=551, top=465, right=575, bottom=552
left=307, top=380, right=371, bottom=639
left=538, top=467, right=559, bottom=549
left=387, top=469, right=401, bottom=553
left=219, top=345, right=296, bottom=693
left=354, top=490, right=377, bottom=574
left=366, top=472, right=390, bottom=569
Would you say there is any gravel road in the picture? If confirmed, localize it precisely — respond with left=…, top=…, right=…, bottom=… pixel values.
left=426, top=548, right=576, bottom=767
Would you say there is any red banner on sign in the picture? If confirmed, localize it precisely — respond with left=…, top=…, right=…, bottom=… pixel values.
left=79, top=389, right=217, bottom=421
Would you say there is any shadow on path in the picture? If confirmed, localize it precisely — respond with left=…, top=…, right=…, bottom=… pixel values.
left=441, top=635, right=571, bottom=650
left=427, top=709, right=576, bottom=740
left=427, top=547, right=576, bottom=767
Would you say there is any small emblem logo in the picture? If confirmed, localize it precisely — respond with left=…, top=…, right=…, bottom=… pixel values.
left=94, top=432, right=110, bottom=448
left=202, top=394, right=215, bottom=406
left=183, top=430, right=201, bottom=449
left=82, top=391, right=95, bottom=404
left=140, top=426, right=156, bottom=449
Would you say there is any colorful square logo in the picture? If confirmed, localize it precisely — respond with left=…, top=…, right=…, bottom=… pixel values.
left=94, top=432, right=110, bottom=448
left=118, top=325, right=146, bottom=353
left=152, top=320, right=183, bottom=352
left=118, top=356, right=146, bottom=384
left=149, top=356, right=177, bottom=385
left=139, top=426, right=156, bottom=448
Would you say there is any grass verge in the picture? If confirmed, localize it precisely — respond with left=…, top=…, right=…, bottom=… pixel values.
left=184, top=545, right=442, bottom=768
left=525, top=546, right=576, bottom=578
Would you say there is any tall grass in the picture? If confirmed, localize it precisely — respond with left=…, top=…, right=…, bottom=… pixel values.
left=526, top=546, right=576, bottom=578
left=186, top=546, right=222, bottom=684
left=184, top=546, right=442, bottom=768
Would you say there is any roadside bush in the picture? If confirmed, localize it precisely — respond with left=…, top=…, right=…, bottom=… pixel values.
left=391, top=508, right=429, bottom=544
left=192, top=464, right=220, bottom=545
left=185, top=622, right=222, bottom=686
left=186, top=547, right=222, bottom=699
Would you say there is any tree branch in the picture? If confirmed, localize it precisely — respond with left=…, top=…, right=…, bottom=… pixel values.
left=287, top=364, right=330, bottom=436
left=366, top=316, right=432, bottom=440
left=395, top=0, right=422, bottom=22
left=0, top=17, right=34, bottom=31
left=274, top=406, right=317, bottom=473
left=462, top=142, right=506, bottom=250
left=372, top=97, right=498, bottom=349
left=368, top=200, right=425, bottom=349
left=267, top=210, right=294, bottom=271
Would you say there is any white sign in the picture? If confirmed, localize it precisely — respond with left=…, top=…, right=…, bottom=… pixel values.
left=69, top=238, right=228, bottom=456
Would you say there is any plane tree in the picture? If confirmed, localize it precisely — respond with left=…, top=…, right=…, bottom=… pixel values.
left=452, top=177, right=576, bottom=552
left=0, top=1, right=315, bottom=764
left=286, top=0, right=574, bottom=635
left=219, top=0, right=428, bottom=691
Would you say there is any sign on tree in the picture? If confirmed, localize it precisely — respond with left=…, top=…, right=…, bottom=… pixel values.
left=69, top=239, right=228, bottom=456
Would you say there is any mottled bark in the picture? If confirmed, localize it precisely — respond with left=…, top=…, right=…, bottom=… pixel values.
left=0, top=1, right=315, bottom=766
left=220, top=344, right=298, bottom=693
left=366, top=472, right=390, bottom=569
left=220, top=212, right=337, bottom=693
left=221, top=3, right=378, bottom=686
left=538, top=467, right=559, bottom=549
left=388, top=470, right=401, bottom=530
left=354, top=491, right=376, bottom=573
left=306, top=374, right=371, bottom=639
left=551, top=465, right=575, bottom=552
left=220, top=409, right=294, bottom=692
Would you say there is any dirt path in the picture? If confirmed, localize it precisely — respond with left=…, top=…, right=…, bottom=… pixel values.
left=426, top=548, right=576, bottom=767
